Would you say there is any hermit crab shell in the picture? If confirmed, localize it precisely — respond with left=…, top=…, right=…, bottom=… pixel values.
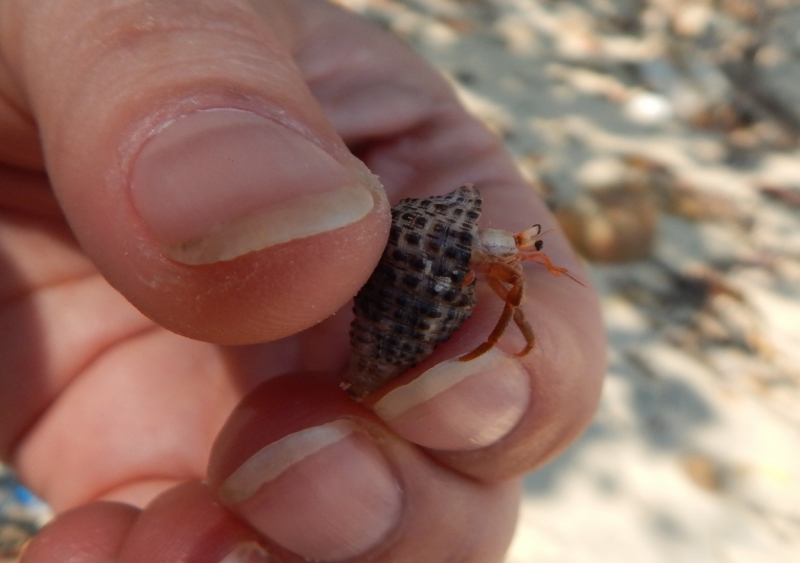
left=346, top=184, right=482, bottom=399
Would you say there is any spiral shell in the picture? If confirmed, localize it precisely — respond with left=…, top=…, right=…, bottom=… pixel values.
left=346, top=185, right=482, bottom=399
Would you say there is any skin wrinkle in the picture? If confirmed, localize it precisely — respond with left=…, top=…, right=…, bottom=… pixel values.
left=0, top=241, right=90, bottom=296
left=0, top=265, right=98, bottom=310
left=5, top=322, right=160, bottom=462
left=285, top=5, right=456, bottom=147
left=0, top=3, right=31, bottom=111
left=0, top=163, right=57, bottom=201
left=0, top=217, right=88, bottom=283
left=355, top=105, right=512, bottom=204
left=0, top=263, right=157, bottom=457
left=21, top=331, right=236, bottom=511
left=16, top=2, right=307, bottom=179
left=0, top=184, right=62, bottom=217
left=93, top=475, right=188, bottom=507
left=0, top=99, right=41, bottom=168
left=356, top=100, right=464, bottom=157
left=17, top=1, right=283, bottom=86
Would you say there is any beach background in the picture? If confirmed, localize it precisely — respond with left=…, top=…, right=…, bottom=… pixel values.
left=3, top=1, right=800, bottom=561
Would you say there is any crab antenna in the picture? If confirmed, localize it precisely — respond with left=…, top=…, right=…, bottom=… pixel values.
left=532, top=257, right=586, bottom=287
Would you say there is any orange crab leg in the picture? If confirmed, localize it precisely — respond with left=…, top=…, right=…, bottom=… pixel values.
left=511, top=307, right=535, bottom=357
left=521, top=252, right=585, bottom=286
left=460, top=262, right=528, bottom=362
left=482, top=277, right=536, bottom=357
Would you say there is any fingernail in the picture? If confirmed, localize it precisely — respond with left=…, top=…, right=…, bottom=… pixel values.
left=130, top=108, right=378, bottom=264
left=373, top=348, right=530, bottom=450
left=219, top=541, right=277, bottom=563
left=219, top=420, right=402, bottom=561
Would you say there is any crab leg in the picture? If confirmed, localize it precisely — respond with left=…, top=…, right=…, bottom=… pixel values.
left=459, top=262, right=528, bottom=362
left=511, top=307, right=535, bottom=357
left=484, top=275, right=536, bottom=357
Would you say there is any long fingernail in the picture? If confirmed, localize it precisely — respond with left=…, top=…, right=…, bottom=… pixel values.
left=373, top=348, right=530, bottom=450
left=131, top=108, right=379, bottom=264
left=219, top=420, right=402, bottom=562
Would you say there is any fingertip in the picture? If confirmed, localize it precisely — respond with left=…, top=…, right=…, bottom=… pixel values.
left=19, top=484, right=285, bottom=563
left=115, top=481, right=274, bottom=563
left=7, top=1, right=392, bottom=344
left=373, top=348, right=531, bottom=451
left=21, top=501, right=139, bottom=563
left=209, top=372, right=521, bottom=563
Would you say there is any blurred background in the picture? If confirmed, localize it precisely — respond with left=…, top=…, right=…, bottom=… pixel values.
left=3, top=0, right=800, bottom=561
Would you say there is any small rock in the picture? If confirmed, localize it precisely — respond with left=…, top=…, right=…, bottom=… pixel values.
left=557, top=184, right=659, bottom=263
left=672, top=4, right=714, bottom=38
left=680, top=452, right=727, bottom=492
left=624, top=91, right=674, bottom=124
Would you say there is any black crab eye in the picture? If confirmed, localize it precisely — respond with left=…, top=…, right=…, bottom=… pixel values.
left=534, top=240, right=544, bottom=251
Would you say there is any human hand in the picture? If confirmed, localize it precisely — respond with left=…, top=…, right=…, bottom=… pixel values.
left=2, top=1, right=606, bottom=562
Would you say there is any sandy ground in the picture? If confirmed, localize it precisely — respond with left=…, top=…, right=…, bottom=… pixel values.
left=3, top=1, right=800, bottom=562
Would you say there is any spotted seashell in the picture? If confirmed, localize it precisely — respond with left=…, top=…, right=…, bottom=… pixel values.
left=346, top=184, right=482, bottom=399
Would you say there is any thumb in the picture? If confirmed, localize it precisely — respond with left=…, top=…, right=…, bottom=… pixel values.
left=0, top=0, right=388, bottom=344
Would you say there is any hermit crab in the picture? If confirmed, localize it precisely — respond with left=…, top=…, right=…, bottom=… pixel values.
left=345, top=184, right=580, bottom=399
